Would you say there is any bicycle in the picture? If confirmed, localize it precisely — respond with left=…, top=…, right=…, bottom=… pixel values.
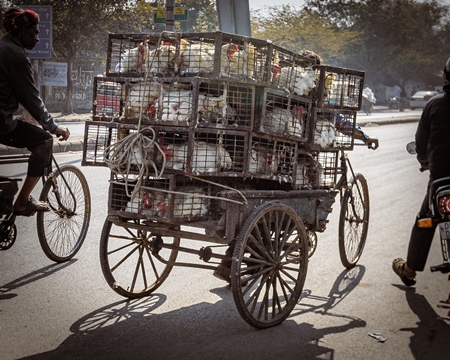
left=0, top=153, right=91, bottom=262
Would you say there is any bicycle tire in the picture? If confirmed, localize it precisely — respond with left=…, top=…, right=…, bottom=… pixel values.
left=338, top=173, right=370, bottom=268
left=37, top=165, right=91, bottom=262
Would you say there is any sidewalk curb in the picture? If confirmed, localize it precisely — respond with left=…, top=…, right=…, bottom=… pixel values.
left=0, top=114, right=420, bottom=156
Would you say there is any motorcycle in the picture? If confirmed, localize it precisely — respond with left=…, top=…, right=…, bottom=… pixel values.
left=388, top=96, right=399, bottom=110
left=407, top=141, right=450, bottom=302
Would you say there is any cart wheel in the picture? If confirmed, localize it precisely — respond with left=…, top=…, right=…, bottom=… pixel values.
left=0, top=219, right=16, bottom=250
left=231, top=201, right=308, bottom=329
left=307, top=230, right=317, bottom=258
left=338, top=173, right=370, bottom=268
left=100, top=218, right=179, bottom=299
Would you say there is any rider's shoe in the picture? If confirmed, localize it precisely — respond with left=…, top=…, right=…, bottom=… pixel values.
left=392, top=258, right=416, bottom=286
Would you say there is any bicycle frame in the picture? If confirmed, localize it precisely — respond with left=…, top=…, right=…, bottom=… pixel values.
left=43, top=155, right=78, bottom=217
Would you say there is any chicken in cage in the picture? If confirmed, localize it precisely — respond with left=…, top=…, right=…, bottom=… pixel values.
left=248, top=142, right=280, bottom=175
left=273, top=66, right=318, bottom=96
left=172, top=186, right=209, bottom=218
left=116, top=41, right=149, bottom=74
left=295, top=154, right=324, bottom=188
left=179, top=39, right=215, bottom=75
left=157, top=140, right=233, bottom=173
left=313, top=118, right=337, bottom=149
left=123, top=81, right=161, bottom=119
left=262, top=105, right=304, bottom=137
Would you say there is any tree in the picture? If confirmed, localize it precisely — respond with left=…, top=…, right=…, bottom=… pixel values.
left=251, top=5, right=359, bottom=65
left=306, top=0, right=450, bottom=89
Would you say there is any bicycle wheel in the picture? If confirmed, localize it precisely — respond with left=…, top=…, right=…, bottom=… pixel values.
left=100, top=218, right=179, bottom=299
left=37, top=165, right=91, bottom=262
left=231, top=201, right=308, bottom=329
left=338, top=173, right=369, bottom=268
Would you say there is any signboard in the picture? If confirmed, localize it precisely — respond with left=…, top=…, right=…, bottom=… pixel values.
left=42, top=62, right=67, bottom=86
left=21, top=5, right=52, bottom=59
left=153, top=7, right=188, bottom=24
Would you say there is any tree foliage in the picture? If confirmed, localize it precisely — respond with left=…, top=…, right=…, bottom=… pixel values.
left=305, top=0, right=450, bottom=89
left=252, top=5, right=359, bottom=65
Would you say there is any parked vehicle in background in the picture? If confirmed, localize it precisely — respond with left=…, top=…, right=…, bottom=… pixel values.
left=409, top=90, right=439, bottom=110
left=95, top=81, right=122, bottom=117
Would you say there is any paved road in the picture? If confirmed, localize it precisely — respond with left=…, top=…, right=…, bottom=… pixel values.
left=1, top=122, right=449, bottom=360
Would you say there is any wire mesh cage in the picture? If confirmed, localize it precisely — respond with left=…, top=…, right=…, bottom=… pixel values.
left=270, top=44, right=320, bottom=96
left=83, top=121, right=119, bottom=166
left=310, top=108, right=356, bottom=151
left=256, top=88, right=312, bottom=142
left=316, top=151, right=339, bottom=188
left=196, top=80, right=255, bottom=130
left=106, top=33, right=180, bottom=77
left=315, top=65, right=365, bottom=110
left=293, top=153, right=326, bottom=189
left=109, top=173, right=211, bottom=222
left=247, top=134, right=297, bottom=182
left=154, top=128, right=247, bottom=177
left=92, top=77, right=124, bottom=121
left=106, top=32, right=274, bottom=84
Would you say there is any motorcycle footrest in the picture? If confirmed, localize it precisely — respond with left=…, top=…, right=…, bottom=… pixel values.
left=430, top=262, right=450, bottom=273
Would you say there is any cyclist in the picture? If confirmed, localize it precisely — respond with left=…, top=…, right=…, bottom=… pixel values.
left=0, top=6, right=70, bottom=216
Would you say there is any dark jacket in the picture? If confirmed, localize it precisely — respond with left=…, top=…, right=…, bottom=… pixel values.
left=415, top=83, right=450, bottom=180
left=0, top=32, right=57, bottom=136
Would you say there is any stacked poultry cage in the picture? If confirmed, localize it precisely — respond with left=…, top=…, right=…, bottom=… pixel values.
left=83, top=31, right=364, bottom=225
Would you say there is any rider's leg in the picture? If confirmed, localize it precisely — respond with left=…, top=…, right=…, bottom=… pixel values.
left=406, top=185, right=436, bottom=272
left=0, top=122, right=53, bottom=213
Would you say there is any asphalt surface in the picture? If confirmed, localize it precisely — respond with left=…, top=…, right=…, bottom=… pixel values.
left=0, top=107, right=422, bottom=155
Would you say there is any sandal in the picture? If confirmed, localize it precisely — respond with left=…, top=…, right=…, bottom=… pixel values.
left=13, top=196, right=50, bottom=217
left=392, top=258, right=416, bottom=286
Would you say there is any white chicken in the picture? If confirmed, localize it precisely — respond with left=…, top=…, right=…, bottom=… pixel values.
left=156, top=89, right=194, bottom=122
left=125, top=190, right=166, bottom=218
left=191, top=141, right=233, bottom=173
left=262, top=105, right=304, bottom=137
left=274, top=66, right=318, bottom=96
left=248, top=143, right=279, bottom=175
left=314, top=118, right=336, bottom=148
left=148, top=43, right=178, bottom=75
left=172, top=186, right=208, bottom=218
left=179, top=39, right=215, bottom=75
left=118, top=42, right=149, bottom=73
left=125, top=82, right=161, bottom=119
left=197, top=93, right=230, bottom=124
left=155, top=89, right=231, bottom=124
left=157, top=140, right=233, bottom=173
left=158, top=142, right=188, bottom=170
left=220, top=42, right=257, bottom=79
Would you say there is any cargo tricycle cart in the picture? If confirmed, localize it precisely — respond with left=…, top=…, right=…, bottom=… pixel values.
left=83, top=31, right=376, bottom=328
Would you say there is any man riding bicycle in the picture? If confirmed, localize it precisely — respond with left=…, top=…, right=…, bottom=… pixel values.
left=0, top=6, right=70, bottom=216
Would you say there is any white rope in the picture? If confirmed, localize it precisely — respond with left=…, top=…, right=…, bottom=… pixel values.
left=104, top=127, right=166, bottom=201
left=105, top=33, right=173, bottom=201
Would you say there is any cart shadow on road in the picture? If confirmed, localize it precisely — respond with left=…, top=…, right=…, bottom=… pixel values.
left=18, top=267, right=368, bottom=360
left=0, top=259, right=77, bottom=301
left=395, top=284, right=450, bottom=360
